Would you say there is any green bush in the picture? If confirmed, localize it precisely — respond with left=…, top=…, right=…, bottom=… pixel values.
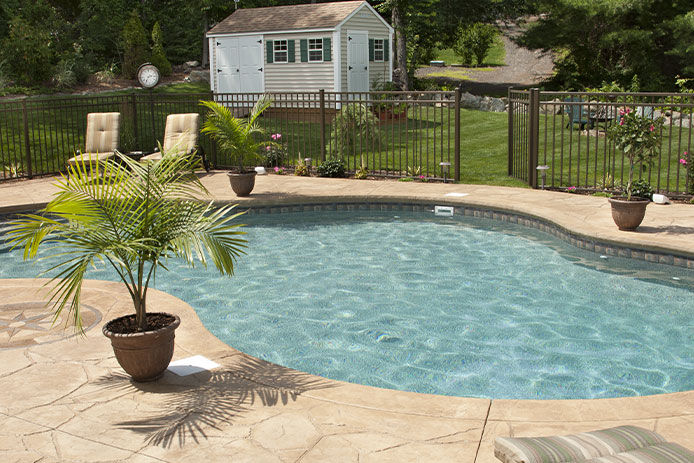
left=150, top=22, right=172, bottom=77
left=453, top=23, right=498, bottom=67
left=51, top=59, right=77, bottom=89
left=628, top=179, right=654, bottom=201
left=329, top=103, right=379, bottom=158
left=1, top=16, right=53, bottom=85
left=317, top=159, right=346, bottom=178
left=121, top=10, right=149, bottom=79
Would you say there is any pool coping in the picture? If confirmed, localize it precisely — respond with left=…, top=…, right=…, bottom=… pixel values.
left=0, top=173, right=692, bottom=461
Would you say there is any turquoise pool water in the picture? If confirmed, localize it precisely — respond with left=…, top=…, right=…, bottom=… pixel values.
left=1, top=209, right=692, bottom=399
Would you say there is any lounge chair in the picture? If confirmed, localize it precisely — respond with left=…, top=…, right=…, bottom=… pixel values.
left=140, top=113, right=209, bottom=171
left=564, top=97, right=588, bottom=130
left=494, top=425, right=694, bottom=463
left=66, top=112, right=121, bottom=172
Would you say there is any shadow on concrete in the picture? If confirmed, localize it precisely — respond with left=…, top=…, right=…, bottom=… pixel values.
left=94, top=355, right=336, bottom=448
left=634, top=225, right=694, bottom=235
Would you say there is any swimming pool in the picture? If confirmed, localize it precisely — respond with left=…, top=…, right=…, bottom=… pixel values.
left=1, top=207, right=692, bottom=399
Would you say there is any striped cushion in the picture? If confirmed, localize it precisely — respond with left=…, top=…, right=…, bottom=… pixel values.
left=494, top=426, right=667, bottom=463
left=162, top=113, right=199, bottom=155
left=84, top=112, right=120, bottom=153
left=585, top=442, right=694, bottom=463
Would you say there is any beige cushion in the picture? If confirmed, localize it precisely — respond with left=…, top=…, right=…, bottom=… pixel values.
left=84, top=113, right=120, bottom=154
left=162, top=113, right=199, bottom=155
left=140, top=152, right=162, bottom=162
left=67, top=151, right=116, bottom=166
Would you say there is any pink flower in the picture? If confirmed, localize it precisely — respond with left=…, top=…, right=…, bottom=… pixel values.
left=619, top=119, right=624, bottom=126
left=680, top=158, right=688, bottom=165
left=274, top=166, right=279, bottom=172
left=419, top=175, right=425, bottom=179
left=266, top=146, right=272, bottom=151
left=649, top=125, right=655, bottom=132
left=567, top=186, right=577, bottom=192
left=271, top=133, right=282, bottom=140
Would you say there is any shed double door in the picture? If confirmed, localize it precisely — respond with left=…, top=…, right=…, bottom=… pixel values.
left=216, top=35, right=264, bottom=94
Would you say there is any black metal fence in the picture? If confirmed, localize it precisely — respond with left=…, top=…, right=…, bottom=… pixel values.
left=0, top=90, right=461, bottom=181
left=509, top=88, right=694, bottom=196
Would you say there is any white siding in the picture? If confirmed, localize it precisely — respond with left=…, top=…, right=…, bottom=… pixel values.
left=264, top=32, right=335, bottom=92
left=340, top=8, right=392, bottom=92
left=209, top=37, right=217, bottom=92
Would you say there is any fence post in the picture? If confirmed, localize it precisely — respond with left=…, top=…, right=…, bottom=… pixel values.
left=507, top=87, right=514, bottom=176
left=130, top=93, right=139, bottom=148
left=21, top=100, right=33, bottom=178
left=454, top=86, right=461, bottom=181
left=319, top=89, right=326, bottom=161
left=528, top=88, right=540, bottom=188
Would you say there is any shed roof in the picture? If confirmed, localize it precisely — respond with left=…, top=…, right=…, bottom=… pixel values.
left=208, top=1, right=368, bottom=36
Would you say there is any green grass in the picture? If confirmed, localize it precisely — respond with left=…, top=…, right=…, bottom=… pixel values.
left=432, top=37, right=506, bottom=67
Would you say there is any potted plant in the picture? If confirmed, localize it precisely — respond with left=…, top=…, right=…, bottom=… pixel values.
left=6, top=152, right=247, bottom=381
left=200, top=95, right=273, bottom=196
left=606, top=107, right=664, bottom=230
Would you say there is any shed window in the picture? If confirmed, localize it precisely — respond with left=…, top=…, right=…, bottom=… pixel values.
left=274, top=40, right=288, bottom=63
left=308, top=39, right=323, bottom=62
left=374, top=39, right=385, bottom=62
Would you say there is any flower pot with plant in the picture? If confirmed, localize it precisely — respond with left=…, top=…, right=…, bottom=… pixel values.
left=607, top=107, right=664, bottom=230
left=200, top=95, right=273, bottom=196
left=6, top=153, right=247, bottom=381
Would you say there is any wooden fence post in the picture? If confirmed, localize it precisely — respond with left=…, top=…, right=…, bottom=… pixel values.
left=528, top=88, right=540, bottom=188
left=21, top=100, right=33, bottom=178
left=319, top=89, right=326, bottom=161
left=454, top=86, right=461, bottom=181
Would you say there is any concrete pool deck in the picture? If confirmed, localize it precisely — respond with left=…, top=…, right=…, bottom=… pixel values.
left=0, top=173, right=692, bottom=462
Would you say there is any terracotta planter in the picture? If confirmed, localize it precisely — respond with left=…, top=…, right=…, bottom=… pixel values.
left=227, top=171, right=257, bottom=197
left=608, top=197, right=650, bottom=231
left=102, top=313, right=180, bottom=382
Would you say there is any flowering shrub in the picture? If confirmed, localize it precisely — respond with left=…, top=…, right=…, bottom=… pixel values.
left=682, top=151, right=694, bottom=195
left=607, top=108, right=664, bottom=200
left=567, top=186, right=577, bottom=193
left=273, top=166, right=286, bottom=175
left=262, top=133, right=287, bottom=167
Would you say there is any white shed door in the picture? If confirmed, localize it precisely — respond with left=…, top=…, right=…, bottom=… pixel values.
left=216, top=37, right=240, bottom=93
left=215, top=35, right=263, bottom=94
left=347, top=31, right=369, bottom=93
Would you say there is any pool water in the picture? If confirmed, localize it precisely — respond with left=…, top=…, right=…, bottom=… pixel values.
left=1, top=210, right=692, bottom=399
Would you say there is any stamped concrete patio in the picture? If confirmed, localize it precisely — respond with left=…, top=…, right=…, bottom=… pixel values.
left=0, top=173, right=692, bottom=462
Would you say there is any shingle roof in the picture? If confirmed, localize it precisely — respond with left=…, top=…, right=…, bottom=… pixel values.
left=208, top=1, right=366, bottom=36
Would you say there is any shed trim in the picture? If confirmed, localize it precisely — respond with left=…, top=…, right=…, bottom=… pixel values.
left=208, top=28, right=337, bottom=39
left=336, top=2, right=394, bottom=35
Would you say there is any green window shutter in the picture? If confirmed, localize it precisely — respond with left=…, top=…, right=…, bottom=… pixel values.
left=288, top=39, right=296, bottom=62
left=368, top=38, right=375, bottom=62
left=300, top=39, right=308, bottom=62
left=323, top=37, right=332, bottom=61
left=266, top=40, right=274, bottom=63
left=384, top=39, right=390, bottom=62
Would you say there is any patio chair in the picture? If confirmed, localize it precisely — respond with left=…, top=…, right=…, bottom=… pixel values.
left=66, top=112, right=121, bottom=174
left=564, top=97, right=588, bottom=130
left=494, top=425, right=694, bottom=463
left=140, top=113, right=209, bottom=171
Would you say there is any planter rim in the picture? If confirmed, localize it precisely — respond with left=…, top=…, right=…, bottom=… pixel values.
left=608, top=196, right=650, bottom=203
left=227, top=170, right=257, bottom=176
left=102, top=312, right=180, bottom=339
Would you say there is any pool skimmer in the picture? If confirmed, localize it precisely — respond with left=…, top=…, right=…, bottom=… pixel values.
left=434, top=206, right=454, bottom=217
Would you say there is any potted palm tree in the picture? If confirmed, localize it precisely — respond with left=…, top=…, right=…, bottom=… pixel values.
left=200, top=95, right=273, bottom=196
left=6, top=152, right=247, bottom=381
left=607, top=107, right=664, bottom=230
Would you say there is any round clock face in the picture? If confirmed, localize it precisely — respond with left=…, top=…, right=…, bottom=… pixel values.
left=137, top=64, right=160, bottom=88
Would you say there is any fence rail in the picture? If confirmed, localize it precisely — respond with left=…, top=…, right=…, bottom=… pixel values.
left=509, top=88, right=694, bottom=196
left=0, top=90, right=462, bottom=182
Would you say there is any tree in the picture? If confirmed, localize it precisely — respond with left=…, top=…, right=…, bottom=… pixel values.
left=121, top=9, right=149, bottom=79
left=518, top=0, right=694, bottom=90
left=150, top=21, right=172, bottom=76
left=454, top=23, right=499, bottom=67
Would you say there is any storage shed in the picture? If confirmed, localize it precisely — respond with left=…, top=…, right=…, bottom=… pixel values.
left=207, top=1, right=393, bottom=94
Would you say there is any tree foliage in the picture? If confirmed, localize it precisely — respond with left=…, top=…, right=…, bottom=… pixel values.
left=121, top=10, right=149, bottom=79
left=453, top=22, right=499, bottom=66
left=150, top=21, right=172, bottom=76
left=518, top=0, right=694, bottom=90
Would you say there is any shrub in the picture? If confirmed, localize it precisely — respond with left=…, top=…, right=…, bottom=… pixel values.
left=121, top=10, right=149, bottom=79
left=294, top=160, right=309, bottom=177
left=354, top=167, right=368, bottom=179
left=453, top=23, right=499, bottom=67
left=52, top=59, right=77, bottom=89
left=317, top=159, right=346, bottom=178
left=329, top=103, right=379, bottom=158
left=150, top=22, right=172, bottom=77
left=628, top=179, right=654, bottom=200
left=1, top=16, right=53, bottom=85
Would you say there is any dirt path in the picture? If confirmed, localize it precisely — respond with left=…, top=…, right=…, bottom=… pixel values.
left=416, top=21, right=554, bottom=95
